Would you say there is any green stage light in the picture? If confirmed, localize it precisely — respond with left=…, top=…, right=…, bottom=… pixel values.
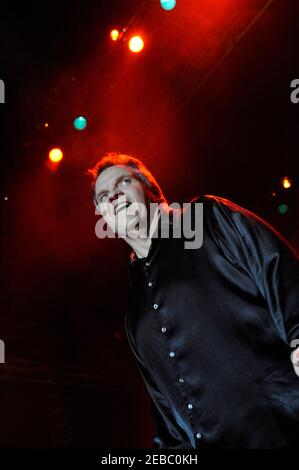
left=278, top=204, right=289, bottom=214
left=160, top=0, right=176, bottom=11
left=73, top=116, right=87, bottom=131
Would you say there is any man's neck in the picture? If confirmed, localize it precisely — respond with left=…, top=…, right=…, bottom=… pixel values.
left=125, top=204, right=162, bottom=259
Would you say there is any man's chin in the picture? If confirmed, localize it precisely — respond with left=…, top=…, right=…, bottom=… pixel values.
left=125, top=223, right=141, bottom=240
left=113, top=215, right=148, bottom=239
left=112, top=222, right=139, bottom=239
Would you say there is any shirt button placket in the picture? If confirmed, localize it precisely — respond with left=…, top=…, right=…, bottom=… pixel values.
left=150, top=286, right=167, bottom=335
left=141, top=253, right=203, bottom=442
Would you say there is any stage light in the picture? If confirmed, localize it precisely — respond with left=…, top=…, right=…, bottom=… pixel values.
left=160, top=0, right=176, bottom=11
left=278, top=203, right=289, bottom=214
left=128, top=35, right=144, bottom=53
left=49, top=148, right=63, bottom=163
left=281, top=176, right=292, bottom=189
left=73, top=116, right=87, bottom=131
left=110, top=29, right=120, bottom=41
left=44, top=122, right=49, bottom=128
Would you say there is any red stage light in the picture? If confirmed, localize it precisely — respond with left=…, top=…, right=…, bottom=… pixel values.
left=49, top=148, right=63, bottom=163
left=110, top=29, right=120, bottom=41
left=128, top=35, right=144, bottom=53
left=281, top=176, right=292, bottom=189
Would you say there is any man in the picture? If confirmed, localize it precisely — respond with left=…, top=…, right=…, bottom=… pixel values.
left=87, top=152, right=299, bottom=449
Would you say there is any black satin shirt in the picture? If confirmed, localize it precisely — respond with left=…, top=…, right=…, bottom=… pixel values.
left=124, top=195, right=299, bottom=449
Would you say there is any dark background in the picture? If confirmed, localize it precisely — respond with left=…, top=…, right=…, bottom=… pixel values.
left=0, top=0, right=298, bottom=448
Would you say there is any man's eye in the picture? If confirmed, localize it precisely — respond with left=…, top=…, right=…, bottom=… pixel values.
left=100, top=193, right=108, bottom=202
left=120, top=177, right=131, bottom=187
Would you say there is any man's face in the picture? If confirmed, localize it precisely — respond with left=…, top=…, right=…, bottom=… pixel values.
left=94, top=165, right=149, bottom=237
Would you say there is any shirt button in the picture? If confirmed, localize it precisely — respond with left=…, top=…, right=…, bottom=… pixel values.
left=148, top=281, right=153, bottom=287
left=196, top=432, right=202, bottom=440
left=161, top=327, right=167, bottom=333
left=145, top=261, right=150, bottom=267
left=178, top=377, right=184, bottom=383
left=187, top=403, right=193, bottom=410
left=169, top=351, right=176, bottom=358
left=153, top=303, right=159, bottom=310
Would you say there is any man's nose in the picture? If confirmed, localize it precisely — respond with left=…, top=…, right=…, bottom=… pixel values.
left=109, top=189, right=123, bottom=204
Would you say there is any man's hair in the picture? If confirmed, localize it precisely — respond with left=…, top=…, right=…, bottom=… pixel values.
left=86, top=152, right=168, bottom=206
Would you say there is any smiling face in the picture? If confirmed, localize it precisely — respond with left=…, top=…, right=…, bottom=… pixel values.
left=94, top=164, right=149, bottom=237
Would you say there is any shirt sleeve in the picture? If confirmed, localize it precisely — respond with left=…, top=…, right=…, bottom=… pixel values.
left=124, top=314, right=193, bottom=449
left=206, top=195, right=299, bottom=346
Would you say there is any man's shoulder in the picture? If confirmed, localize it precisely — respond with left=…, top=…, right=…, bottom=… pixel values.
left=187, top=194, right=266, bottom=241
left=192, top=194, right=297, bottom=256
left=189, top=194, right=243, bottom=210
left=189, top=194, right=262, bottom=223
left=175, top=194, right=236, bottom=223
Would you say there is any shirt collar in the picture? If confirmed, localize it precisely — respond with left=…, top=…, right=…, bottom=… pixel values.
left=128, top=206, right=174, bottom=268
